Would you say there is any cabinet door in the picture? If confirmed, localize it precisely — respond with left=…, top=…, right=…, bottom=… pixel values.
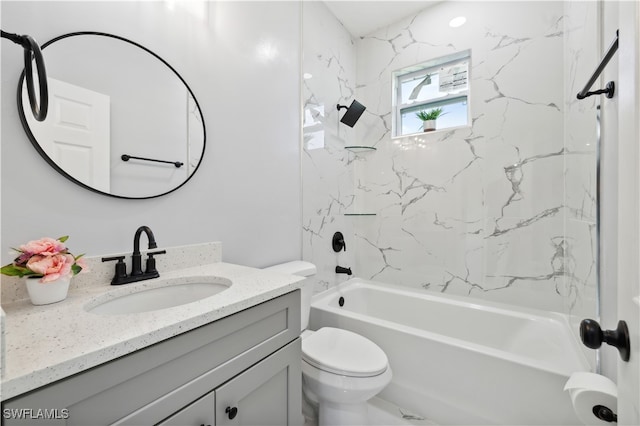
left=157, top=390, right=215, bottom=426
left=215, top=339, right=301, bottom=426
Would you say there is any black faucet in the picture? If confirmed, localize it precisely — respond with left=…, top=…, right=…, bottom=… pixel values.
left=132, top=226, right=157, bottom=276
left=102, top=225, right=166, bottom=285
left=335, top=266, right=352, bottom=276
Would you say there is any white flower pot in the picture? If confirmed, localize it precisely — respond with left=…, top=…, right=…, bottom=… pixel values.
left=423, top=120, right=436, bottom=132
left=25, top=276, right=71, bottom=305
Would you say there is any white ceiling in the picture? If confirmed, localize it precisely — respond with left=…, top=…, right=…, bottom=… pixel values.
left=323, top=1, right=441, bottom=38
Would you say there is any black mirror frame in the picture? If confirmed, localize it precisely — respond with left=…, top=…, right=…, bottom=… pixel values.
left=16, top=31, right=207, bottom=200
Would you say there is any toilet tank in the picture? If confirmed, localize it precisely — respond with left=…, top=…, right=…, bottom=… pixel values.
left=263, top=261, right=316, bottom=332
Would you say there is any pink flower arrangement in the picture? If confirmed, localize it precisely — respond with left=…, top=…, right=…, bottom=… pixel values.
left=1, top=236, right=86, bottom=283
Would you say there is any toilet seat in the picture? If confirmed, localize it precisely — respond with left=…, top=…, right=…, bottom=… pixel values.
left=302, top=327, right=388, bottom=377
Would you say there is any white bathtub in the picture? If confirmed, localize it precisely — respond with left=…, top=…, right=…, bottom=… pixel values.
left=308, top=278, right=591, bottom=425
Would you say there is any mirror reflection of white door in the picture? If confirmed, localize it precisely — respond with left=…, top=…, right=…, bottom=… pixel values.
left=617, top=1, right=640, bottom=423
left=22, top=77, right=110, bottom=192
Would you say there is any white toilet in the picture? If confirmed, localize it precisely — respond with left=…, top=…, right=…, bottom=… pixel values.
left=264, top=261, right=392, bottom=426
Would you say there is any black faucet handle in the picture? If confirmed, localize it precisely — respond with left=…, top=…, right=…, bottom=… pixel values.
left=332, top=232, right=346, bottom=252
left=102, top=255, right=125, bottom=262
left=102, top=256, right=128, bottom=285
left=145, top=250, right=166, bottom=275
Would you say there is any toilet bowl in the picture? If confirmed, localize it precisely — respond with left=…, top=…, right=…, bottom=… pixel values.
left=301, top=328, right=392, bottom=425
left=264, top=261, right=392, bottom=426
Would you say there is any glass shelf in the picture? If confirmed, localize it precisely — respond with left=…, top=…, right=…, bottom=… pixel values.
left=345, top=146, right=377, bottom=153
left=344, top=213, right=377, bottom=216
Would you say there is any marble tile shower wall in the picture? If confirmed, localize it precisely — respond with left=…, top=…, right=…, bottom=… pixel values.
left=302, top=1, right=597, bottom=321
left=352, top=0, right=596, bottom=315
left=562, top=1, right=599, bottom=324
left=302, top=1, right=357, bottom=292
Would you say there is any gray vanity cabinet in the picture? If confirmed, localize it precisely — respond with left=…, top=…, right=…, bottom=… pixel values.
left=157, top=340, right=300, bottom=426
left=3, top=291, right=302, bottom=426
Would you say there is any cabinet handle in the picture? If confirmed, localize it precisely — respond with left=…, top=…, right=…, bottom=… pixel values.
left=226, top=406, right=238, bottom=420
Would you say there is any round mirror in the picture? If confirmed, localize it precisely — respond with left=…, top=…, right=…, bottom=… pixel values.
left=17, top=32, right=206, bottom=199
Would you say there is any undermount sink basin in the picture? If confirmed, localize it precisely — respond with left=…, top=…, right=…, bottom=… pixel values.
left=86, top=278, right=231, bottom=315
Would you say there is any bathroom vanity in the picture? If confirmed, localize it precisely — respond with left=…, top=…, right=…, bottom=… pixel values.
left=4, top=291, right=301, bottom=425
left=1, top=243, right=304, bottom=425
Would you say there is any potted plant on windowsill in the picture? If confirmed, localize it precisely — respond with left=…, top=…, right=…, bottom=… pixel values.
left=416, top=107, right=445, bottom=132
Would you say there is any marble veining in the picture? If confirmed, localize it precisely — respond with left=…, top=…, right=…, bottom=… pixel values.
left=302, top=1, right=358, bottom=294
left=302, top=0, right=598, bottom=336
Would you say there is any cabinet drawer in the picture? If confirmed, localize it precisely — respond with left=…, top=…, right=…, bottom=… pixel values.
left=3, top=290, right=300, bottom=425
left=157, top=391, right=214, bottom=426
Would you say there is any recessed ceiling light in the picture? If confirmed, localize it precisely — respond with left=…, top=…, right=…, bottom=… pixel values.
left=449, top=16, right=467, bottom=28
left=303, top=73, right=313, bottom=80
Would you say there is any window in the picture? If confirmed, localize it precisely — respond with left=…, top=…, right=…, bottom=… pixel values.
left=392, top=50, right=470, bottom=137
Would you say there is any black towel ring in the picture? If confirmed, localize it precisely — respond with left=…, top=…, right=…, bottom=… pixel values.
left=1, top=30, right=48, bottom=121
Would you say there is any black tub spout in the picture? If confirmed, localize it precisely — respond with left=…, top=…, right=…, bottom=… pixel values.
left=335, top=266, right=352, bottom=276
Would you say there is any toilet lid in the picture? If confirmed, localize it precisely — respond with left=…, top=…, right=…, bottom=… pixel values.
left=302, top=327, right=388, bottom=377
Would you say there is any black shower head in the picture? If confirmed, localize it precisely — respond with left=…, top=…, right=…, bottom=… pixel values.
left=337, top=100, right=366, bottom=127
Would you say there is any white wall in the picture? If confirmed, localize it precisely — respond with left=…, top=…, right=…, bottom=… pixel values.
left=1, top=1, right=302, bottom=267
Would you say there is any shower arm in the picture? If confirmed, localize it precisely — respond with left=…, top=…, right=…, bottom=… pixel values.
left=1, top=30, right=48, bottom=121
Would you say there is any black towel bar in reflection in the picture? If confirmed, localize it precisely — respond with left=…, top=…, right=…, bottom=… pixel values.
left=577, top=30, right=618, bottom=100
left=121, top=154, right=183, bottom=168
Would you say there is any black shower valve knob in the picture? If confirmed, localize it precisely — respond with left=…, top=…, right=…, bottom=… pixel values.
left=332, top=232, right=346, bottom=252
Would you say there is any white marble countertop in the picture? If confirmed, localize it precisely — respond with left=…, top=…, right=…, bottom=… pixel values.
left=0, top=256, right=303, bottom=401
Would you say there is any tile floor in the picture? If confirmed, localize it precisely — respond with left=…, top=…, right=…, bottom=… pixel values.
left=304, top=396, right=435, bottom=426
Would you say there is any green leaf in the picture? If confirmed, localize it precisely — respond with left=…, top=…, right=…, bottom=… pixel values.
left=57, top=236, right=69, bottom=243
left=71, top=264, right=82, bottom=276
left=1, top=264, right=38, bottom=277
left=415, top=107, right=446, bottom=121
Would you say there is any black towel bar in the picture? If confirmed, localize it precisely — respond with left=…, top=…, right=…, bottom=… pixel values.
left=577, top=30, right=618, bottom=100
left=121, top=154, right=183, bottom=168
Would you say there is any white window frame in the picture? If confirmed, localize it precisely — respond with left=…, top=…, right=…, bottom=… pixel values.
left=392, top=50, right=471, bottom=138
